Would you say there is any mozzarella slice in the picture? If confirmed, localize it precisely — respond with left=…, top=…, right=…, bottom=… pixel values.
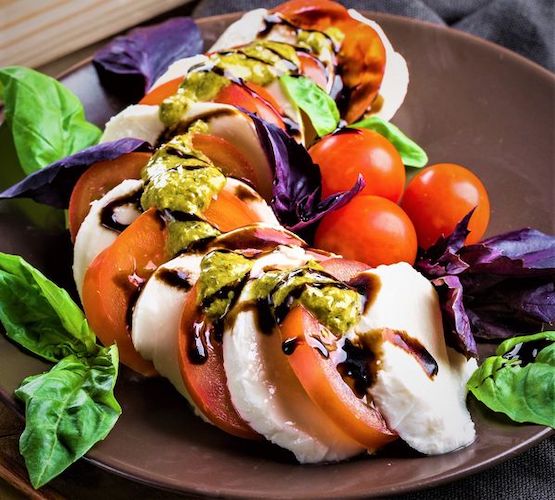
left=348, top=9, right=409, bottom=121
left=132, top=254, right=203, bottom=404
left=210, top=9, right=268, bottom=52
left=354, top=262, right=476, bottom=455
left=150, top=54, right=209, bottom=91
left=182, top=102, right=275, bottom=199
left=73, top=179, right=142, bottom=297
left=100, top=104, right=164, bottom=145
left=224, top=249, right=364, bottom=463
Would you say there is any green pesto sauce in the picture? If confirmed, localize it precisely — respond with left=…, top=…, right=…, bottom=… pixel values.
left=198, top=251, right=253, bottom=319
left=141, top=134, right=226, bottom=215
left=167, top=221, right=220, bottom=256
left=249, top=267, right=361, bottom=336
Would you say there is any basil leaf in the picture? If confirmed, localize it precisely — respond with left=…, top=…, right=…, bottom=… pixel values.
left=0, top=253, right=96, bottom=361
left=467, top=331, right=555, bottom=427
left=0, top=66, right=101, bottom=175
left=280, top=75, right=339, bottom=137
left=351, top=116, right=428, bottom=167
left=15, top=345, right=121, bottom=489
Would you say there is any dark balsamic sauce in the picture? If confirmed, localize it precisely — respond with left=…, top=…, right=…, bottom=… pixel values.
left=234, top=183, right=259, bottom=203
left=282, top=337, right=299, bottom=355
left=99, top=190, right=142, bottom=233
left=348, top=272, right=381, bottom=313
left=336, top=338, right=375, bottom=398
left=119, top=272, right=146, bottom=335
left=503, top=339, right=551, bottom=366
left=158, top=269, right=193, bottom=291
left=383, top=329, right=439, bottom=379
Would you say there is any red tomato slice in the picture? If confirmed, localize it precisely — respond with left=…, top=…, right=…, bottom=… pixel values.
left=298, top=51, right=329, bottom=90
left=82, top=208, right=169, bottom=376
left=191, top=133, right=258, bottom=187
left=214, top=82, right=286, bottom=130
left=178, top=283, right=259, bottom=439
left=139, top=77, right=183, bottom=105
left=204, top=185, right=266, bottom=233
left=273, top=0, right=386, bottom=122
left=68, top=152, right=151, bottom=242
left=279, top=305, right=397, bottom=451
left=319, top=258, right=370, bottom=282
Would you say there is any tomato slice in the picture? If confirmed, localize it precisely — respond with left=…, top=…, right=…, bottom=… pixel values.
left=204, top=186, right=265, bottom=233
left=178, top=283, right=259, bottom=439
left=139, top=77, right=183, bottom=105
left=68, top=152, right=151, bottom=242
left=320, top=258, right=370, bottom=282
left=273, top=0, right=386, bottom=123
left=82, top=208, right=169, bottom=376
left=214, top=82, right=286, bottom=130
left=298, top=51, right=329, bottom=90
left=191, top=133, right=258, bottom=187
left=279, top=306, right=396, bottom=450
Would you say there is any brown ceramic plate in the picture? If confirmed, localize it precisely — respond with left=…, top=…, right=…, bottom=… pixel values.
left=0, top=11, right=553, bottom=499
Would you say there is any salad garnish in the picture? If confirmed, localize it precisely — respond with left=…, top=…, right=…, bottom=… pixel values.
left=93, top=17, right=203, bottom=102
left=0, top=253, right=121, bottom=488
left=468, top=331, right=555, bottom=427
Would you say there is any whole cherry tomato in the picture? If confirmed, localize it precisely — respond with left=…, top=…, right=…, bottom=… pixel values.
left=314, top=195, right=418, bottom=267
left=309, top=129, right=405, bottom=202
left=401, top=163, right=490, bottom=249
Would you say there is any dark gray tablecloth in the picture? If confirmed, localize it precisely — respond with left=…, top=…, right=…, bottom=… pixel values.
left=191, top=1, right=555, bottom=498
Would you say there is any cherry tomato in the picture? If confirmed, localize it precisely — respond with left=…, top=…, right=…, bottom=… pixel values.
left=309, top=129, right=405, bottom=202
left=139, top=78, right=182, bottom=105
left=314, top=195, right=418, bottom=267
left=68, top=152, right=151, bottom=242
left=298, top=51, right=329, bottom=90
left=279, top=305, right=396, bottom=450
left=401, top=163, right=490, bottom=249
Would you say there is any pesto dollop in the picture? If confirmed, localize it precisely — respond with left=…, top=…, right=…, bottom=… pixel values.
left=140, top=133, right=226, bottom=255
left=250, top=267, right=362, bottom=335
left=198, top=251, right=253, bottom=319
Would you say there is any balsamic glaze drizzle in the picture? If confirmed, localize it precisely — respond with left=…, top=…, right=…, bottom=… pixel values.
left=99, top=190, right=142, bottom=233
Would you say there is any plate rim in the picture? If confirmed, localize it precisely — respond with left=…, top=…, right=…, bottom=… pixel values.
left=1, top=9, right=553, bottom=499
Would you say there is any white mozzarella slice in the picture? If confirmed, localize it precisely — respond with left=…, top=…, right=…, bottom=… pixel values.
left=210, top=9, right=268, bottom=52
left=224, top=250, right=364, bottom=463
left=150, top=54, right=209, bottom=91
left=73, top=179, right=143, bottom=297
left=223, top=178, right=279, bottom=226
left=354, top=262, right=476, bottom=455
left=348, top=9, right=409, bottom=121
left=100, top=105, right=164, bottom=145
left=131, top=254, right=203, bottom=404
left=182, top=102, right=274, bottom=199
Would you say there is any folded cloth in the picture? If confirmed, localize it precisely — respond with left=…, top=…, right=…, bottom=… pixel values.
left=193, top=0, right=554, bottom=71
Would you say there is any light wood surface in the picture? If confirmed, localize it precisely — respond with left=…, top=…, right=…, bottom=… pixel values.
left=0, top=0, right=193, bottom=68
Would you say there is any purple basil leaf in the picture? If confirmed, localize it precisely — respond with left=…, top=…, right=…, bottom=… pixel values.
left=417, top=213, right=555, bottom=353
left=432, top=275, right=477, bottom=358
left=249, top=113, right=364, bottom=231
left=0, top=139, right=150, bottom=208
left=93, top=18, right=203, bottom=102
left=415, top=209, right=474, bottom=278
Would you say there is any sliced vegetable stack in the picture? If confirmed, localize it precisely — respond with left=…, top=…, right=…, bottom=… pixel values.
left=0, top=0, right=553, bottom=490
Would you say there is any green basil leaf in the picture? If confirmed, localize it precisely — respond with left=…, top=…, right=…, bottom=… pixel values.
left=280, top=75, right=339, bottom=136
left=467, top=331, right=555, bottom=427
left=351, top=116, right=428, bottom=168
left=0, top=253, right=96, bottom=361
left=0, top=66, right=101, bottom=175
left=15, top=345, right=121, bottom=489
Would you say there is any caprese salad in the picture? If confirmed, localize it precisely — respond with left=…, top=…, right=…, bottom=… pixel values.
left=0, top=0, right=553, bottom=490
